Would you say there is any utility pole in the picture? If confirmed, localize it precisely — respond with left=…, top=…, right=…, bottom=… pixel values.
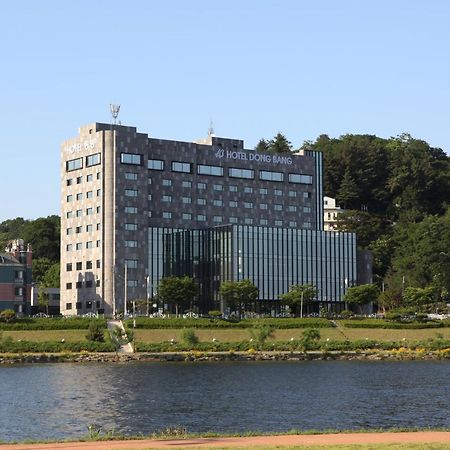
left=124, top=263, right=128, bottom=316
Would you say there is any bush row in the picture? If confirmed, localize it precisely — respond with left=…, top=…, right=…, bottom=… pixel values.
left=135, top=338, right=450, bottom=353
left=125, top=317, right=333, bottom=329
left=341, top=320, right=447, bottom=329
left=0, top=338, right=115, bottom=353
left=0, top=318, right=108, bottom=330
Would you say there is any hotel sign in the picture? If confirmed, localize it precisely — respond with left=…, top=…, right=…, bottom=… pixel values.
left=215, top=149, right=292, bottom=165
left=66, top=139, right=97, bottom=154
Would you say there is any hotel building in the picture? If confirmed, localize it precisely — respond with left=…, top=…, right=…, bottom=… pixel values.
left=60, top=123, right=360, bottom=315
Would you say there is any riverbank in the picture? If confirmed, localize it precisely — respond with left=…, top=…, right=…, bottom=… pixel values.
left=1, top=431, right=450, bottom=449
left=1, top=348, right=449, bottom=364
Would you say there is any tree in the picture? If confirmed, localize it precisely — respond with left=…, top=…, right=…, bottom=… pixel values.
left=219, top=279, right=259, bottom=317
left=249, top=324, right=275, bottom=349
left=32, top=258, right=53, bottom=283
left=280, top=284, right=317, bottom=317
left=86, top=321, right=104, bottom=342
left=37, top=283, right=49, bottom=314
left=267, top=133, right=293, bottom=154
left=41, top=262, right=60, bottom=287
left=254, top=138, right=269, bottom=153
left=336, top=169, right=359, bottom=209
left=0, top=309, right=15, bottom=323
left=403, top=286, right=435, bottom=310
left=344, top=284, right=379, bottom=314
left=157, top=276, right=197, bottom=316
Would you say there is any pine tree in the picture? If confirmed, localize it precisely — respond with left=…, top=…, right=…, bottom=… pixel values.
left=337, top=169, right=359, bottom=209
left=267, top=133, right=293, bottom=154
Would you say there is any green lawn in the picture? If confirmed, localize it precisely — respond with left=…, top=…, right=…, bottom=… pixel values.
left=3, top=329, right=89, bottom=342
left=133, top=327, right=450, bottom=344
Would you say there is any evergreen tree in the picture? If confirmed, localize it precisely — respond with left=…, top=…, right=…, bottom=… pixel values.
left=267, top=133, right=293, bottom=154
left=336, top=169, right=359, bottom=209
left=254, top=138, right=269, bottom=153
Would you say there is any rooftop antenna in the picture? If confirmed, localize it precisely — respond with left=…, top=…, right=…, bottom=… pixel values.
left=208, top=119, right=215, bottom=137
left=110, top=104, right=121, bottom=125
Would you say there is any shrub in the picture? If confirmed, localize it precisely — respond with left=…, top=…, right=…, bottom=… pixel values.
left=86, top=321, right=104, bottom=342
left=0, top=309, right=16, bottom=323
left=181, top=329, right=199, bottom=346
left=249, top=324, right=275, bottom=348
left=0, top=317, right=107, bottom=330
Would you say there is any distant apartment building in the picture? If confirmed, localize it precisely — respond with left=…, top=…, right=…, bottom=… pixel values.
left=324, top=196, right=344, bottom=231
left=60, top=123, right=361, bottom=316
left=0, top=240, right=33, bottom=314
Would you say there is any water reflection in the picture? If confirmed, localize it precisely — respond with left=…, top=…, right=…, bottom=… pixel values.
left=0, top=360, right=449, bottom=442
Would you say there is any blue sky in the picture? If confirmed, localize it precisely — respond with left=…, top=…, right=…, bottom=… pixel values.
left=1, top=0, right=449, bottom=222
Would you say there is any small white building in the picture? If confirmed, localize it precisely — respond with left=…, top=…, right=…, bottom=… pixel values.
left=324, top=196, right=344, bottom=231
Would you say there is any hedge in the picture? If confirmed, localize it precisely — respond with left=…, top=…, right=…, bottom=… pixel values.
left=0, top=339, right=115, bottom=353
left=0, top=318, right=108, bottom=330
left=125, top=317, right=333, bottom=329
left=341, top=319, right=447, bottom=329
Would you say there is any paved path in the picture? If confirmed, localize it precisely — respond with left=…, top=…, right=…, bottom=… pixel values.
left=107, top=320, right=133, bottom=353
left=1, top=432, right=450, bottom=449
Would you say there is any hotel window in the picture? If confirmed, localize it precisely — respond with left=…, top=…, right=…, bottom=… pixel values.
left=148, top=194, right=152, bottom=201
left=162, top=179, right=172, bottom=187
left=86, top=260, right=93, bottom=269
left=97, top=172, right=101, bottom=180
left=66, top=179, right=72, bottom=186
left=66, top=157, right=83, bottom=172
left=274, top=189, right=282, bottom=196
left=274, top=204, right=283, bottom=211
left=96, top=260, right=101, bottom=269
left=121, top=153, right=142, bottom=165
left=229, top=217, right=238, bottom=224
left=66, top=211, right=73, bottom=218
left=86, top=207, right=93, bottom=215
left=182, top=180, right=192, bottom=188
left=260, top=170, right=284, bottom=182
left=67, top=195, right=73, bottom=202
left=127, top=280, right=138, bottom=288
left=125, top=223, right=138, bottom=231
left=197, top=198, right=206, bottom=205
left=77, top=176, right=82, bottom=184
left=171, top=161, right=191, bottom=173
left=289, top=173, right=313, bottom=184
left=76, top=226, right=82, bottom=233
left=229, top=201, right=238, bottom=208
left=274, top=220, right=283, bottom=226
left=96, top=240, right=100, bottom=247
left=303, top=192, right=312, bottom=199
left=66, top=244, right=73, bottom=251
left=86, top=191, right=93, bottom=199
left=76, top=302, right=82, bottom=309
left=182, top=213, right=192, bottom=220
left=197, top=164, right=223, bottom=176
left=288, top=205, right=297, bottom=212
left=96, top=280, right=100, bottom=288
left=182, top=197, right=192, bottom=204
left=76, top=243, right=82, bottom=250
left=259, top=203, right=268, bottom=210
left=66, top=283, right=72, bottom=290
left=76, top=209, right=82, bottom=217
left=87, top=174, right=93, bottom=182
left=66, top=228, right=73, bottom=235
left=125, top=189, right=138, bottom=197
left=213, top=184, right=223, bottom=191
left=289, top=221, right=297, bottom=228
left=213, top=216, right=223, bottom=223
left=76, top=193, right=83, bottom=201
left=244, top=202, right=253, bottom=209
left=244, top=218, right=253, bottom=225
left=148, top=159, right=164, bottom=170
left=244, top=186, right=253, bottom=193
left=197, top=214, right=206, bottom=222
left=229, top=185, right=238, bottom=192
left=229, top=167, right=254, bottom=179
left=76, top=262, right=82, bottom=270
left=97, top=189, right=101, bottom=197
left=86, top=153, right=101, bottom=167
left=162, top=195, right=172, bottom=202
left=288, top=190, right=297, bottom=197
left=303, top=206, right=311, bottom=213
left=162, top=212, right=172, bottom=219
left=197, top=182, right=206, bottom=190
left=125, top=206, right=138, bottom=214
left=66, top=302, right=72, bottom=309
left=76, top=281, right=82, bottom=289
left=259, top=188, right=268, bottom=195
left=125, top=240, right=138, bottom=247
left=260, top=218, right=268, bottom=225
left=66, top=263, right=72, bottom=272
left=303, top=222, right=311, bottom=228
left=148, top=178, right=152, bottom=185
left=125, top=172, right=138, bottom=180
left=86, top=224, right=93, bottom=232
left=125, top=259, right=138, bottom=269
left=213, top=199, right=223, bottom=207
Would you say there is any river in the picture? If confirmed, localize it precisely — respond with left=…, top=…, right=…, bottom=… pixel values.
left=0, top=360, right=449, bottom=442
